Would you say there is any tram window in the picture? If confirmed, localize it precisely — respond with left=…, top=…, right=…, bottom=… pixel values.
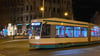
left=35, top=27, right=41, bottom=35
left=56, top=26, right=64, bottom=37
left=56, top=26, right=88, bottom=38
left=32, top=27, right=41, bottom=36
left=98, top=29, right=100, bottom=37
left=99, top=30, right=100, bottom=37
left=91, top=27, right=100, bottom=37
left=96, top=29, right=99, bottom=37
left=91, top=28, right=95, bottom=37
left=65, top=26, right=73, bottom=38
left=81, top=27, right=87, bottom=37
left=74, top=27, right=81, bottom=37
left=41, top=24, right=50, bottom=38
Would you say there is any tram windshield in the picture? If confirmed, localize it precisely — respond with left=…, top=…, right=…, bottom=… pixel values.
left=31, top=22, right=42, bottom=39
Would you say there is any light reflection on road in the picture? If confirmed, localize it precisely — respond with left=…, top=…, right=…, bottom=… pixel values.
left=52, top=49, right=84, bottom=56
left=29, top=45, right=100, bottom=56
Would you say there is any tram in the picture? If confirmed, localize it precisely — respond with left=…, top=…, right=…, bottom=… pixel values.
left=29, top=18, right=100, bottom=48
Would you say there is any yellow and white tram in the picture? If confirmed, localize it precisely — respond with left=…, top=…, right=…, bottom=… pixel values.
left=29, top=18, right=100, bottom=48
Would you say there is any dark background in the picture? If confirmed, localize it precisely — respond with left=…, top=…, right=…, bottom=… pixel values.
left=0, top=0, right=100, bottom=23
left=73, top=0, right=100, bottom=22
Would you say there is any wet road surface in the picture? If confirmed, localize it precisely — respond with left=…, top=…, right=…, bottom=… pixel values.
left=0, top=39, right=100, bottom=56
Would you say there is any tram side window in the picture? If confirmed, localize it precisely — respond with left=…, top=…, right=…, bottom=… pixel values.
left=65, top=26, right=73, bottom=38
left=91, top=27, right=100, bottom=37
left=56, top=26, right=87, bottom=38
left=96, top=29, right=100, bottom=37
left=98, top=29, right=100, bottom=37
left=91, top=28, right=95, bottom=37
left=81, top=27, right=87, bottom=37
left=56, top=26, right=74, bottom=38
left=35, top=27, right=41, bottom=35
left=56, top=26, right=64, bottom=37
left=74, top=27, right=81, bottom=37
left=41, top=24, right=50, bottom=38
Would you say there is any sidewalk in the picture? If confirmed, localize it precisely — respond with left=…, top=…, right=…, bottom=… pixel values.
left=0, top=39, right=28, bottom=45
left=0, top=36, right=28, bottom=44
left=0, top=35, right=28, bottom=40
left=0, top=37, right=11, bottom=43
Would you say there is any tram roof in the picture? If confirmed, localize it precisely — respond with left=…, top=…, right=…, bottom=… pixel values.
left=32, top=18, right=88, bottom=23
left=31, top=18, right=97, bottom=26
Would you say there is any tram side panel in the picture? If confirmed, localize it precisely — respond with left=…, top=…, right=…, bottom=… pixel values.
left=50, top=25, right=56, bottom=38
left=91, top=37, right=100, bottom=43
left=55, top=38, right=88, bottom=48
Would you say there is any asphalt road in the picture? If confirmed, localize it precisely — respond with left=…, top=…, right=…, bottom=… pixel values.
left=0, top=39, right=100, bottom=56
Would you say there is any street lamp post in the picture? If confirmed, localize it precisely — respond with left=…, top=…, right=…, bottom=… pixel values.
left=40, top=0, right=44, bottom=18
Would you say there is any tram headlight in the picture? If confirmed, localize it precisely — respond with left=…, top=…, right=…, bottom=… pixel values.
left=35, top=36, right=40, bottom=40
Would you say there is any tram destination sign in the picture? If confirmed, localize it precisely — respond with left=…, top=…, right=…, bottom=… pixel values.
left=31, top=22, right=41, bottom=26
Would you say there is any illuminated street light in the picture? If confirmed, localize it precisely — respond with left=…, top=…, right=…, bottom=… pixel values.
left=40, top=6, right=44, bottom=18
left=40, top=0, right=44, bottom=18
left=40, top=7, right=44, bottom=11
left=64, top=12, right=68, bottom=16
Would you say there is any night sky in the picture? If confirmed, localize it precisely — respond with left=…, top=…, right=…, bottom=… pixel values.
left=73, top=0, right=100, bottom=22
left=0, top=0, right=100, bottom=24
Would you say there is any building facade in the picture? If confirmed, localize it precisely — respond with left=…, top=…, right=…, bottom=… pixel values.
left=0, top=0, right=9, bottom=25
left=91, top=11, right=100, bottom=26
left=9, top=0, right=73, bottom=35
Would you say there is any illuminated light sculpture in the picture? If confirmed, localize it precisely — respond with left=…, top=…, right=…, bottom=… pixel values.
left=7, top=23, right=17, bottom=36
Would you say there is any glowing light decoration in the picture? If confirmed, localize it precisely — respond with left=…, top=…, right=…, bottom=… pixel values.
left=7, top=23, right=17, bottom=36
left=7, top=23, right=13, bottom=36
left=2, top=29, right=8, bottom=36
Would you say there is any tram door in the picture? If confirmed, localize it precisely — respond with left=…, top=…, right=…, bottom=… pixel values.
left=31, top=22, right=42, bottom=40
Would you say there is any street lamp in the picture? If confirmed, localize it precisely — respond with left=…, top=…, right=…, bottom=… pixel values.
left=40, top=0, right=44, bottom=18
left=40, top=7, right=44, bottom=11
left=40, top=6, right=44, bottom=18
left=64, top=12, right=68, bottom=16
